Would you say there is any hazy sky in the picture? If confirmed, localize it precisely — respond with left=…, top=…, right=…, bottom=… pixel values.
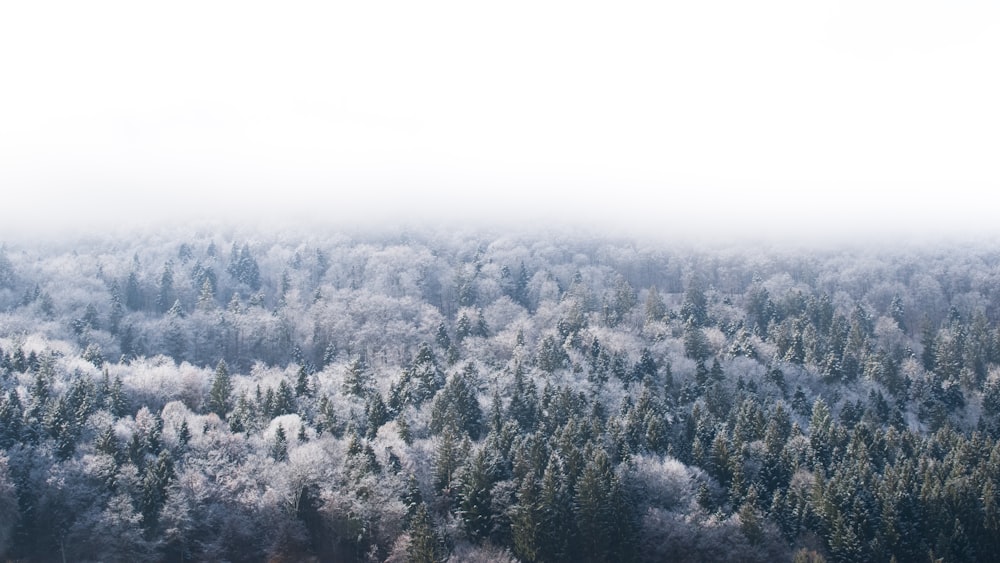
left=1, top=1, right=998, bottom=239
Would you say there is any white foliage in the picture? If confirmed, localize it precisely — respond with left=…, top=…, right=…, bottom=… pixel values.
left=628, top=454, right=700, bottom=510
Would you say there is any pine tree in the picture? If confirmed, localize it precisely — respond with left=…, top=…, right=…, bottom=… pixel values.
left=511, top=474, right=542, bottom=562
left=0, top=391, right=23, bottom=449
left=294, top=365, right=312, bottom=397
left=684, top=321, right=710, bottom=361
left=458, top=447, right=495, bottom=539
left=538, top=456, right=572, bottom=563
left=197, top=277, right=216, bottom=311
left=105, top=374, right=127, bottom=417
left=681, top=275, right=708, bottom=326
left=644, top=285, right=666, bottom=323
left=156, top=261, right=175, bottom=314
left=514, top=262, right=531, bottom=309
left=890, top=294, right=906, bottom=330
left=365, top=393, right=390, bottom=439
left=274, top=380, right=297, bottom=416
left=430, top=365, right=484, bottom=439
left=343, top=357, right=368, bottom=397
left=407, top=503, right=439, bottom=563
left=208, top=360, right=232, bottom=418
left=271, top=423, right=288, bottom=461
left=574, top=448, right=614, bottom=562
left=108, top=281, right=125, bottom=335
left=125, top=271, right=144, bottom=311
left=315, top=395, right=339, bottom=437
left=177, top=419, right=191, bottom=448
left=141, top=450, right=174, bottom=530
left=406, top=343, right=445, bottom=405
left=434, top=430, right=461, bottom=493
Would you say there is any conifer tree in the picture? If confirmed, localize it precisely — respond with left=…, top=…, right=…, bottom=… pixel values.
left=458, top=447, right=495, bottom=539
left=294, top=365, right=312, bottom=397
left=208, top=360, right=232, bottom=418
left=271, top=423, right=288, bottom=461
left=407, top=503, right=438, bottom=563
left=512, top=474, right=541, bottom=562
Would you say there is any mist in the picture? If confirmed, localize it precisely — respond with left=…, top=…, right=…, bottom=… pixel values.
left=1, top=1, right=998, bottom=241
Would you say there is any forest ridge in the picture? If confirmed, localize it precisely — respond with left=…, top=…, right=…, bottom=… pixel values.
left=1, top=230, right=1000, bottom=562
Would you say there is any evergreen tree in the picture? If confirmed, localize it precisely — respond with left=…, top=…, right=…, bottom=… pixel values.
left=435, top=430, right=461, bottom=493
left=404, top=343, right=445, bottom=406
left=683, top=320, right=710, bottom=361
left=140, top=451, right=174, bottom=529
left=294, top=365, right=312, bottom=397
left=0, top=391, right=24, bottom=449
left=196, top=277, right=216, bottom=311
left=407, top=503, right=439, bottom=563
left=538, top=456, right=572, bottom=563
left=228, top=243, right=261, bottom=290
left=177, top=419, right=191, bottom=448
left=514, top=262, right=531, bottom=309
left=365, top=393, right=390, bottom=439
left=644, top=285, right=667, bottom=323
left=512, top=473, right=542, bottom=562
left=208, top=360, right=232, bottom=418
left=156, top=261, right=175, bottom=314
left=430, top=364, right=484, bottom=439
left=343, top=357, right=368, bottom=397
left=458, top=447, right=496, bottom=539
left=890, top=294, right=906, bottom=330
left=574, top=448, right=614, bottom=562
left=681, top=276, right=708, bottom=326
left=271, top=423, right=288, bottom=461
left=125, top=271, right=144, bottom=311
left=273, top=380, right=296, bottom=416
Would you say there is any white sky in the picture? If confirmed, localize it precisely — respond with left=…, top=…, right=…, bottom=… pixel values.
left=1, top=1, right=998, bottom=240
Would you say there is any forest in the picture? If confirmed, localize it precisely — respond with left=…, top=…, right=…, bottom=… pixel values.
left=2, top=227, right=1000, bottom=562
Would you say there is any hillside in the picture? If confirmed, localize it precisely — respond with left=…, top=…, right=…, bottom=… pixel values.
left=2, top=229, right=1000, bottom=562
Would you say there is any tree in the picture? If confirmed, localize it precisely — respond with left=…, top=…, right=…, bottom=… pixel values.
left=125, top=271, right=144, bottom=311
left=511, top=474, right=541, bottom=562
left=271, top=424, right=288, bottom=461
left=538, top=456, right=572, bottom=563
left=890, top=294, right=905, bottom=330
left=407, top=503, right=439, bottom=563
left=294, top=365, right=313, bottom=398
left=156, top=261, right=176, bottom=314
left=537, top=334, right=568, bottom=373
left=228, top=243, right=261, bottom=290
left=434, top=430, right=461, bottom=493
left=430, top=364, right=484, bottom=440
left=177, top=419, right=191, bottom=448
left=164, top=301, right=187, bottom=361
left=0, top=455, right=18, bottom=558
left=0, top=391, right=24, bottom=449
left=365, top=393, right=390, bottom=439
left=343, top=357, right=369, bottom=397
left=197, top=277, right=216, bottom=311
left=141, top=451, right=174, bottom=529
left=684, top=321, right=710, bottom=361
left=458, top=447, right=496, bottom=539
left=403, top=343, right=445, bottom=406
left=644, top=286, right=667, bottom=323
left=575, top=448, right=615, bottom=562
left=0, top=246, right=15, bottom=290
left=208, top=360, right=232, bottom=418
left=681, top=276, right=708, bottom=326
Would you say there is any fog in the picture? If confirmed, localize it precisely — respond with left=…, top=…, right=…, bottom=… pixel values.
left=2, top=1, right=998, bottom=241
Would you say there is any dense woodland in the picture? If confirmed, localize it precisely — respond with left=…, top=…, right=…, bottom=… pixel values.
left=3, top=228, right=1000, bottom=562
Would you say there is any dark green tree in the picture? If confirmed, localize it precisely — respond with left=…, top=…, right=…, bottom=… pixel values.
left=208, top=359, right=232, bottom=418
left=271, top=423, right=288, bottom=461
